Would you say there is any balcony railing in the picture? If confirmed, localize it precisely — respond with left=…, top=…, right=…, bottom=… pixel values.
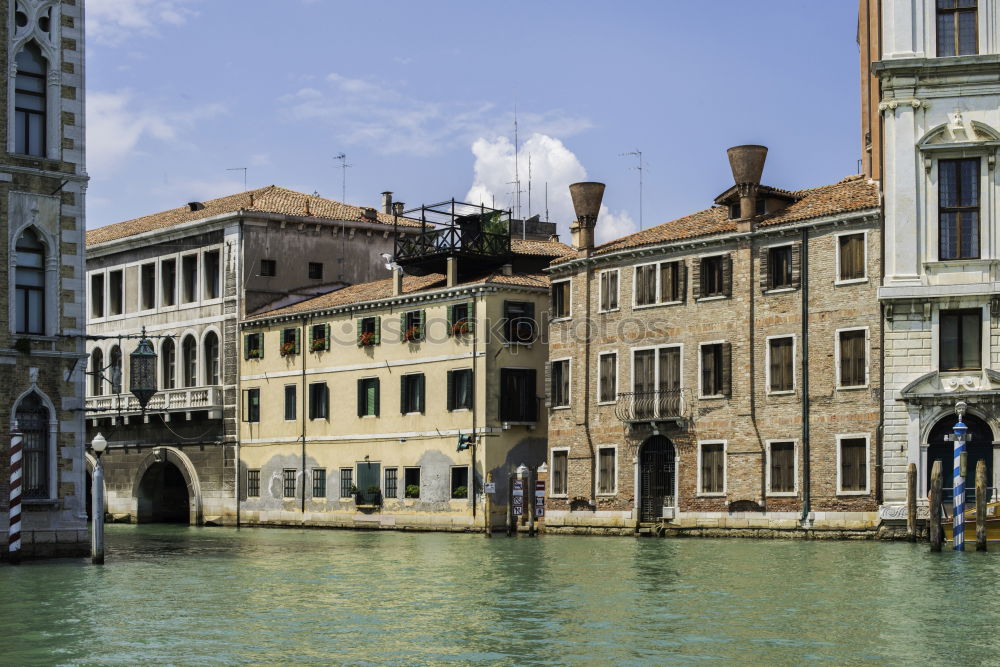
left=85, top=386, right=222, bottom=416
left=395, top=226, right=511, bottom=264
left=614, top=389, right=685, bottom=423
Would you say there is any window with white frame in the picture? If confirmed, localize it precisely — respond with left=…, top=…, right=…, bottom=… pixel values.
left=203, top=249, right=221, bottom=299
left=550, top=359, right=570, bottom=408
left=767, top=336, right=794, bottom=393
left=108, top=270, right=123, bottom=316
left=838, top=435, right=869, bottom=494
left=14, top=228, right=45, bottom=334
left=698, top=441, right=725, bottom=494
left=599, top=269, right=619, bottom=312
left=597, top=447, right=616, bottom=494
left=598, top=352, right=617, bottom=403
left=940, top=309, right=981, bottom=371
left=552, top=280, right=571, bottom=319
left=768, top=441, right=795, bottom=494
left=699, top=342, right=730, bottom=398
left=90, top=272, right=104, bottom=319
left=634, top=260, right=685, bottom=307
left=161, top=258, right=177, bottom=307
left=938, top=158, right=980, bottom=260
left=551, top=449, right=568, bottom=495
left=632, top=345, right=681, bottom=419
left=837, top=329, right=867, bottom=388
left=837, top=233, right=866, bottom=282
left=140, top=263, right=156, bottom=310
left=181, top=255, right=198, bottom=303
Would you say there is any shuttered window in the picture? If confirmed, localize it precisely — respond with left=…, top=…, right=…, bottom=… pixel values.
left=767, top=246, right=793, bottom=289
left=244, top=332, right=263, bottom=360
left=500, top=368, right=537, bottom=421
left=447, top=302, right=474, bottom=336
left=660, top=261, right=683, bottom=303
left=598, top=447, right=616, bottom=494
left=551, top=360, right=570, bottom=407
left=402, top=310, right=424, bottom=342
left=768, top=337, right=794, bottom=393
left=310, top=323, right=330, bottom=352
left=699, top=255, right=730, bottom=298
left=838, top=233, right=865, bottom=281
left=358, top=316, right=380, bottom=346
left=280, top=327, right=300, bottom=356
left=447, top=369, right=473, bottom=411
left=599, top=270, right=619, bottom=311
left=769, top=441, right=795, bottom=494
left=840, top=438, right=868, bottom=492
left=284, top=385, right=296, bottom=421
left=838, top=330, right=867, bottom=387
left=357, top=378, right=379, bottom=417
left=552, top=451, right=568, bottom=495
left=598, top=353, right=617, bottom=403
left=400, top=373, right=425, bottom=414
left=552, top=280, right=571, bottom=318
left=635, top=265, right=657, bottom=306
left=700, top=443, right=725, bottom=494
left=700, top=343, right=730, bottom=397
left=309, top=382, right=328, bottom=420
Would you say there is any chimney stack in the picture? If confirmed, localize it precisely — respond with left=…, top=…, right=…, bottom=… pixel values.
left=726, top=145, right=767, bottom=219
left=392, top=201, right=405, bottom=216
left=568, top=182, right=605, bottom=253
left=392, top=269, right=403, bottom=296
left=381, top=191, right=393, bottom=214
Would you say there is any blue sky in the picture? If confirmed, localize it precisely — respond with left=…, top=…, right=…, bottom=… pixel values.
left=86, top=1, right=863, bottom=242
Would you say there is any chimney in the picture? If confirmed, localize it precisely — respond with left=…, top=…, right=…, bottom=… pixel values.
left=187, top=201, right=205, bottom=212
left=727, top=145, right=767, bottom=220
left=381, top=191, right=393, bottom=214
left=362, top=207, right=378, bottom=221
left=392, top=269, right=403, bottom=296
left=393, top=201, right=405, bottom=216
left=446, top=256, right=458, bottom=287
left=568, top=182, right=605, bottom=253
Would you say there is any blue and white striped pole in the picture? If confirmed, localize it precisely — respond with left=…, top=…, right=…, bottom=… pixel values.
left=952, top=402, right=969, bottom=552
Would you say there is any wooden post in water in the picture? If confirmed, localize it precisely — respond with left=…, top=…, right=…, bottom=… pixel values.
left=930, top=460, right=943, bottom=552
left=906, top=463, right=917, bottom=542
left=506, top=472, right=513, bottom=537
left=976, top=459, right=988, bottom=552
left=528, top=467, right=536, bottom=537
left=485, top=472, right=493, bottom=538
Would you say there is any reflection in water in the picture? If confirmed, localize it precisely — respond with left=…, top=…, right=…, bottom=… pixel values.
left=3, top=525, right=1000, bottom=665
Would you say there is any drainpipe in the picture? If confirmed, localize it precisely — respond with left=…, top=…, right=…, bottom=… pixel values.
left=800, top=226, right=811, bottom=522
left=301, top=315, right=308, bottom=516
left=748, top=238, right=766, bottom=512
left=470, top=292, right=478, bottom=522
left=583, top=266, right=596, bottom=505
left=236, top=218, right=243, bottom=528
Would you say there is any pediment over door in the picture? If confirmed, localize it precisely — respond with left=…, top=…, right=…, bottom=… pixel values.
left=899, top=369, right=1000, bottom=408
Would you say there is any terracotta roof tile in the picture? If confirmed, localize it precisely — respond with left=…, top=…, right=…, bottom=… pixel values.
left=511, top=238, right=573, bottom=257
left=86, top=185, right=419, bottom=246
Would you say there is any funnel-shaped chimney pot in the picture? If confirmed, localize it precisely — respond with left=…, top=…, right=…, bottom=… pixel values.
left=727, top=145, right=767, bottom=219
left=568, top=182, right=605, bottom=252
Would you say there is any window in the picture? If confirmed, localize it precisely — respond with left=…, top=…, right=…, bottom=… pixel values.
left=769, top=442, right=795, bottom=494
left=939, top=158, right=980, bottom=260
left=599, top=270, right=619, bottom=311
left=284, top=385, right=297, bottom=421
left=17, top=393, right=49, bottom=499
left=14, top=42, right=46, bottom=157
left=340, top=468, right=354, bottom=498
left=182, top=255, right=198, bottom=303
left=937, top=0, right=977, bottom=57
left=551, top=450, right=568, bottom=495
left=108, top=346, right=122, bottom=394
left=699, top=442, right=725, bottom=494
left=14, top=228, right=45, bottom=334
left=635, top=264, right=657, bottom=306
left=203, top=250, right=220, bottom=299
left=90, top=273, right=104, bottom=319
left=697, top=255, right=729, bottom=298
left=700, top=343, right=730, bottom=398
left=310, top=323, right=329, bottom=352
left=729, top=203, right=741, bottom=220
left=765, top=245, right=793, bottom=290
left=182, top=335, right=197, bottom=387
left=448, top=302, right=473, bottom=336
left=246, top=470, right=260, bottom=498
left=598, top=353, right=617, bottom=403
left=839, top=437, right=868, bottom=493
left=245, top=387, right=260, bottom=423
left=837, top=233, right=865, bottom=282
left=451, top=467, right=469, bottom=499
left=550, top=359, right=570, bottom=408
left=503, top=301, right=536, bottom=344
left=90, top=348, right=104, bottom=396
left=940, top=309, right=981, bottom=371
left=660, top=261, right=683, bottom=303
left=401, top=310, right=424, bottom=342
left=633, top=346, right=681, bottom=418
left=140, top=263, right=156, bottom=310
left=500, top=368, right=537, bottom=422
left=552, top=280, right=571, bottom=319
left=108, top=270, right=123, bottom=316
left=309, top=382, right=329, bottom=420
left=308, top=262, right=323, bottom=280
left=357, top=377, right=379, bottom=417
left=283, top=469, right=297, bottom=498
left=384, top=467, right=398, bottom=499
left=161, top=258, right=176, bottom=307
left=838, top=329, right=867, bottom=388
left=635, top=261, right=686, bottom=306
left=447, top=369, right=473, bottom=411
left=280, top=327, right=300, bottom=356
left=313, top=468, right=326, bottom=498
left=400, top=373, right=425, bottom=414
left=597, top=447, right=616, bottom=494
left=204, top=332, right=220, bottom=385
left=260, top=259, right=276, bottom=277
left=244, top=332, right=263, bottom=360
left=767, top=337, right=794, bottom=393
left=404, top=468, right=421, bottom=498
left=161, top=338, right=176, bottom=390
left=358, top=316, right=380, bottom=346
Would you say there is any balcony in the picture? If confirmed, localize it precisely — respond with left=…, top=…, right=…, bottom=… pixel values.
left=614, top=390, right=685, bottom=424
left=393, top=200, right=512, bottom=276
left=86, top=386, right=223, bottom=420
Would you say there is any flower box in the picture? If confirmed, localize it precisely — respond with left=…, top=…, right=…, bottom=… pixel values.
left=403, top=326, right=420, bottom=342
left=358, top=331, right=376, bottom=347
left=451, top=320, right=470, bottom=336
left=310, top=338, right=327, bottom=352
left=279, top=341, right=297, bottom=357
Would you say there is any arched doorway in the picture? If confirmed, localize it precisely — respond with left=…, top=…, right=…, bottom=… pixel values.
left=927, top=413, right=994, bottom=503
left=137, top=461, right=190, bottom=523
left=639, top=435, right=676, bottom=522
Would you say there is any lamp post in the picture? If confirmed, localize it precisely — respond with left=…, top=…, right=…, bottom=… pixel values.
left=945, top=401, right=970, bottom=551
left=90, top=432, right=107, bottom=564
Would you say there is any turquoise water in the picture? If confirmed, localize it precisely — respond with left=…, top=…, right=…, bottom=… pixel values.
left=3, top=525, right=1000, bottom=665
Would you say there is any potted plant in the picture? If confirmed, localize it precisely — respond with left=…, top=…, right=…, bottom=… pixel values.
left=451, top=319, right=470, bottom=336
left=358, top=330, right=375, bottom=347
left=366, top=485, right=382, bottom=507
left=279, top=341, right=297, bottom=357
left=405, top=484, right=420, bottom=499
left=247, top=348, right=261, bottom=359
left=403, top=325, right=420, bottom=342
left=452, top=485, right=468, bottom=499
left=310, top=337, right=327, bottom=352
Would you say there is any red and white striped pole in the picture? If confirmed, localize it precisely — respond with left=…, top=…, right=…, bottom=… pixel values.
left=9, top=420, right=23, bottom=563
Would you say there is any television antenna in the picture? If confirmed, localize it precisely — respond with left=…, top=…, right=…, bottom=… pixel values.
left=621, top=149, right=644, bottom=230
left=226, top=167, right=247, bottom=191
left=334, top=153, right=351, bottom=202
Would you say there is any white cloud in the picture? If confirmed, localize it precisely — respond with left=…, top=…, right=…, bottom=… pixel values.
left=87, top=0, right=198, bottom=46
left=464, top=133, right=637, bottom=243
left=278, top=72, right=591, bottom=157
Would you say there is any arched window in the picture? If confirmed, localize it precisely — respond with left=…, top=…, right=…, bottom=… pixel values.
left=16, top=392, right=50, bottom=499
left=109, top=345, right=122, bottom=394
left=14, top=227, right=45, bottom=334
left=204, top=331, right=220, bottom=385
left=182, top=335, right=197, bottom=387
left=90, top=348, right=104, bottom=396
left=14, top=41, right=46, bottom=157
left=161, top=338, right=176, bottom=390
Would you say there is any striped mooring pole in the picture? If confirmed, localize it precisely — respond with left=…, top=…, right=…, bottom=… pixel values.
left=951, top=402, right=969, bottom=552
left=8, top=420, right=23, bottom=563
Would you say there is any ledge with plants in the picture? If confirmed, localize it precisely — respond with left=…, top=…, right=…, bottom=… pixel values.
left=310, top=337, right=327, bottom=352
left=358, top=331, right=376, bottom=347
left=279, top=341, right=298, bottom=357
left=451, top=320, right=470, bottom=336
left=403, top=326, right=421, bottom=342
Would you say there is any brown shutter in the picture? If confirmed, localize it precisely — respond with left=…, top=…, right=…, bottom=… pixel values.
left=790, top=242, right=801, bottom=289
left=692, top=259, right=702, bottom=300
left=543, top=361, right=552, bottom=408
left=678, top=261, right=687, bottom=303
left=722, top=254, right=733, bottom=298
left=759, top=247, right=770, bottom=292
left=721, top=342, right=732, bottom=397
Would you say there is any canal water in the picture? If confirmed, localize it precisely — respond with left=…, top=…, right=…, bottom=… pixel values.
left=4, top=526, right=1000, bottom=666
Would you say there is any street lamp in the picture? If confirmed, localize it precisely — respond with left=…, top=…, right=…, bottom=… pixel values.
left=91, top=432, right=108, bottom=564
left=129, top=328, right=158, bottom=411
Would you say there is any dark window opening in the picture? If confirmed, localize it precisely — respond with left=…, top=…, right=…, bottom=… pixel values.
left=141, top=263, right=156, bottom=310
left=357, top=377, right=380, bottom=417
left=14, top=42, right=46, bottom=157
left=598, top=447, right=615, bottom=494
left=309, top=382, right=329, bottom=420
left=700, top=443, right=724, bottom=493
left=108, top=270, right=123, bottom=316
left=260, top=259, right=276, bottom=277
left=400, top=374, right=425, bottom=414
left=245, top=387, right=260, bottom=423
left=284, top=385, right=296, bottom=421
left=767, top=246, right=793, bottom=290
left=503, top=301, right=536, bottom=344
left=551, top=360, right=569, bottom=408
left=161, top=259, right=176, bottom=307
left=940, top=308, right=981, bottom=371
left=161, top=338, right=176, bottom=390
left=247, top=469, right=260, bottom=497
left=404, top=468, right=421, bottom=498
left=340, top=468, right=354, bottom=498
left=313, top=468, right=326, bottom=498
left=451, top=467, right=469, bottom=499
left=203, top=250, right=220, bottom=299
left=283, top=469, right=296, bottom=498
left=700, top=256, right=725, bottom=297
left=447, top=369, right=473, bottom=411
left=244, top=332, right=263, bottom=360
left=552, top=281, right=570, bottom=318
left=308, top=262, right=323, bottom=280
left=15, top=228, right=45, bottom=334
left=701, top=343, right=729, bottom=397
left=181, top=255, right=198, bottom=303
left=90, top=273, right=104, bottom=318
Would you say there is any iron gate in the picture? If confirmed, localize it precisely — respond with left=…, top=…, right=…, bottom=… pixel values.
left=16, top=393, right=49, bottom=499
left=639, top=436, right=675, bottom=522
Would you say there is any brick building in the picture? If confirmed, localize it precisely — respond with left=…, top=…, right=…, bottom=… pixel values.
left=1, top=0, right=89, bottom=559
left=544, top=147, right=883, bottom=536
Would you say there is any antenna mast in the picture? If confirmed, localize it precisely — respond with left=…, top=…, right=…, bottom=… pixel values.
left=513, top=106, right=521, bottom=222
left=545, top=181, right=549, bottom=223
left=334, top=153, right=351, bottom=202
left=621, top=149, right=644, bottom=230
left=226, top=167, right=247, bottom=191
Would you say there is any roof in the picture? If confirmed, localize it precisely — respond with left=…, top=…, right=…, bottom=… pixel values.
left=246, top=271, right=550, bottom=322
left=510, top=238, right=574, bottom=258
left=556, top=175, right=879, bottom=263
left=86, top=185, right=420, bottom=246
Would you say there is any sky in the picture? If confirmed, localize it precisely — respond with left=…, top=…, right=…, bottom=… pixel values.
left=85, top=1, right=864, bottom=243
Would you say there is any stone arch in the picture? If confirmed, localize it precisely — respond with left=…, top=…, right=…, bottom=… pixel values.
left=9, top=222, right=59, bottom=336
left=10, top=384, right=58, bottom=499
left=923, top=409, right=996, bottom=500
left=131, top=446, right=203, bottom=525
left=200, top=325, right=222, bottom=386
left=637, top=435, right=676, bottom=522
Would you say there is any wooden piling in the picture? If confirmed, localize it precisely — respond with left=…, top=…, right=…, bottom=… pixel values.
left=906, top=463, right=917, bottom=542
left=485, top=472, right=492, bottom=538
left=506, top=472, right=513, bottom=537
left=930, top=460, right=943, bottom=552
left=976, top=459, right=987, bottom=552
left=528, top=468, right=536, bottom=537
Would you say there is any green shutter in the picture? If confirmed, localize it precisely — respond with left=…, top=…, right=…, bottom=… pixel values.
left=418, top=374, right=426, bottom=413
left=400, top=312, right=407, bottom=342
left=374, top=317, right=381, bottom=345
left=357, top=379, right=364, bottom=417
left=447, top=304, right=455, bottom=335
left=466, top=301, right=475, bottom=333
left=244, top=334, right=250, bottom=360
left=446, top=370, right=455, bottom=411
left=417, top=310, right=425, bottom=340
left=373, top=378, right=380, bottom=417
left=400, top=375, right=407, bottom=414
left=357, top=318, right=363, bottom=345
left=324, top=323, right=331, bottom=350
